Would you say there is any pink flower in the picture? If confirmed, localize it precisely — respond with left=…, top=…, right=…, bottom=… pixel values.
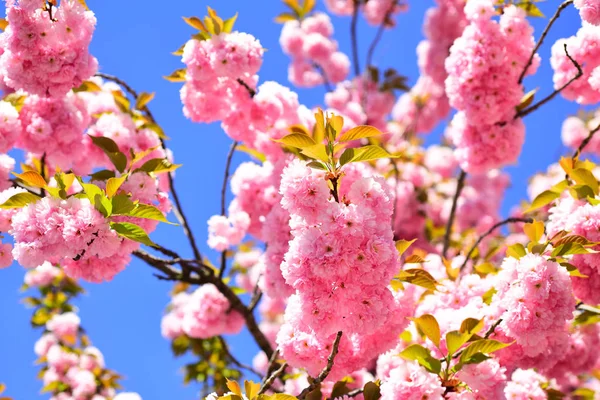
left=0, top=101, right=21, bottom=152
left=46, top=312, right=81, bottom=341
left=380, top=360, right=445, bottom=400
left=575, top=0, right=600, bottom=25
left=24, top=261, right=61, bottom=287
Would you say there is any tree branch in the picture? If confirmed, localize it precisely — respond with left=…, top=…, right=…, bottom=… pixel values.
left=257, top=361, right=287, bottom=395
left=365, top=0, right=397, bottom=69
left=518, top=0, right=574, bottom=85
left=516, top=44, right=583, bottom=119
left=313, top=63, right=334, bottom=92
left=458, top=217, right=533, bottom=273
left=573, top=122, right=600, bottom=159
left=298, top=331, right=343, bottom=399
left=442, top=170, right=466, bottom=258
left=237, top=78, right=257, bottom=98
left=351, top=0, right=361, bottom=77
left=218, top=336, right=263, bottom=379
left=218, top=141, right=238, bottom=279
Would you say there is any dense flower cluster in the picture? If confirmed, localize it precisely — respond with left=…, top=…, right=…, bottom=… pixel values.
left=575, top=0, right=600, bottom=26
left=445, top=1, right=538, bottom=172
left=279, top=13, right=350, bottom=87
left=1, top=0, right=98, bottom=97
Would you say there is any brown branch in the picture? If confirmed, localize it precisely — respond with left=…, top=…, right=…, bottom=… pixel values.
left=458, top=217, right=533, bottom=273
left=351, top=0, right=361, bottom=77
left=218, top=336, right=263, bottom=378
left=218, top=141, right=238, bottom=279
left=313, top=63, right=334, bottom=92
left=365, top=0, right=397, bottom=69
left=516, top=44, right=583, bottom=119
left=573, top=122, right=600, bottom=159
left=442, top=170, right=466, bottom=258
left=257, top=361, right=288, bottom=395
left=298, top=331, right=343, bottom=399
left=484, top=319, right=502, bottom=339
left=518, top=0, right=574, bottom=85
left=95, top=72, right=205, bottom=265
left=237, top=78, right=257, bottom=98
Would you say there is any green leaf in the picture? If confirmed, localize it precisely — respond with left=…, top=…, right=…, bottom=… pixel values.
left=73, top=80, right=102, bottom=93
left=106, top=175, right=128, bottom=198
left=244, top=381, right=260, bottom=399
left=183, top=16, right=207, bottom=31
left=275, top=133, right=317, bottom=148
left=411, top=314, right=441, bottom=347
left=128, top=204, right=176, bottom=225
left=108, top=152, right=127, bottom=173
left=460, top=318, right=484, bottom=335
left=525, top=189, right=561, bottom=213
left=111, top=194, right=136, bottom=215
left=300, top=144, right=329, bottom=163
left=515, top=89, right=537, bottom=112
left=237, top=145, right=266, bottom=162
left=517, top=2, right=545, bottom=17
left=339, top=145, right=397, bottom=166
left=552, top=242, right=596, bottom=257
left=506, top=243, right=526, bottom=259
left=446, top=331, right=472, bottom=356
left=135, top=92, right=155, bottom=110
left=274, top=12, right=297, bottom=23
left=459, top=339, right=512, bottom=364
left=0, top=192, right=40, bottom=208
left=399, top=344, right=441, bottom=374
left=553, top=234, right=596, bottom=247
left=337, top=125, right=383, bottom=142
left=110, top=222, right=157, bottom=247
left=330, top=381, right=350, bottom=399
left=561, top=262, right=588, bottom=277
left=80, top=182, right=104, bottom=203
left=94, top=194, right=112, bottom=217
left=139, top=122, right=168, bottom=140
left=90, top=169, right=116, bottom=181
left=134, top=158, right=181, bottom=174
left=395, top=239, right=417, bottom=257
left=3, top=93, right=26, bottom=112
left=89, top=135, right=120, bottom=153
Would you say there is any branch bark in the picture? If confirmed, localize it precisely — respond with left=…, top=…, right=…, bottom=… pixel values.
left=442, top=170, right=466, bottom=258
left=298, top=331, right=343, bottom=399
left=573, top=122, right=600, bottom=159
left=351, top=0, right=361, bottom=77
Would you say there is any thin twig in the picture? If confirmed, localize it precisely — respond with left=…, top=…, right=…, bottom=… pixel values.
left=40, top=153, right=47, bottom=197
left=574, top=122, right=600, bottom=159
left=365, top=0, right=397, bottom=69
left=313, top=63, right=334, bottom=92
left=350, top=0, right=361, bottom=77
left=458, top=217, right=533, bottom=273
left=248, top=283, right=263, bottom=313
left=218, top=336, right=263, bottom=378
left=237, top=78, right=257, bottom=98
left=442, top=170, right=467, bottom=258
left=298, top=331, right=344, bottom=399
left=518, top=0, right=574, bottom=85
left=516, top=44, right=583, bottom=119
left=257, top=362, right=288, bottom=395
left=219, top=141, right=238, bottom=279
left=484, top=319, right=503, bottom=339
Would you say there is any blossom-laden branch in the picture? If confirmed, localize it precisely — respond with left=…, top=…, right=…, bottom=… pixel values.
left=257, top=361, right=288, bottom=396
left=518, top=0, right=574, bottom=84
left=574, top=122, right=600, bottom=159
left=442, top=170, right=467, bottom=258
left=516, top=44, right=583, bottom=119
left=297, top=331, right=344, bottom=400
left=459, top=217, right=534, bottom=273
left=95, top=72, right=205, bottom=265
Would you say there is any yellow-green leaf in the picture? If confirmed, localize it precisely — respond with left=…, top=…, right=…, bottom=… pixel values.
left=183, top=16, right=207, bottom=31
left=164, top=69, right=187, bottom=82
left=302, top=0, right=316, bottom=14
left=340, top=145, right=397, bottom=166
left=73, top=80, right=102, bottom=93
left=244, top=381, right=260, bottom=399
left=399, top=344, right=441, bottom=374
left=571, top=168, right=599, bottom=195
left=275, top=133, right=317, bottom=148
left=523, top=219, right=544, bottom=244
left=12, top=171, right=46, bottom=188
left=446, top=331, right=471, bottom=356
left=338, top=125, right=383, bottom=142
left=139, top=123, right=168, bottom=140
left=0, top=192, right=40, bottom=208
left=395, top=269, right=438, bottom=291
left=301, top=144, right=329, bottom=163
left=411, top=314, right=441, bottom=347
left=515, top=89, right=537, bottom=112
left=111, top=194, right=136, bottom=215
left=226, top=380, right=242, bottom=397
left=3, top=94, right=26, bottom=112
left=110, top=222, right=156, bottom=247
left=459, top=339, right=512, bottom=363
left=329, top=115, right=344, bottom=138
left=106, top=175, right=128, bottom=198
left=404, top=253, right=426, bottom=263
left=525, top=190, right=560, bottom=213
left=274, top=12, right=298, bottom=23
left=395, top=239, right=417, bottom=257
left=506, top=243, right=527, bottom=259
left=223, top=13, right=238, bottom=33
left=0, top=18, right=8, bottom=31
left=134, top=158, right=181, bottom=174
left=237, top=145, right=266, bottom=162
left=77, top=0, right=89, bottom=10
left=128, top=204, right=176, bottom=225
left=313, top=109, right=326, bottom=144
left=135, top=92, right=155, bottom=110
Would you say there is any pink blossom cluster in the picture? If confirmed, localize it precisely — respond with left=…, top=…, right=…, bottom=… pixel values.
left=503, top=369, right=547, bottom=399
left=455, top=359, right=507, bottom=399
left=445, top=2, right=538, bottom=173
left=163, top=284, right=244, bottom=340
left=393, top=0, right=466, bottom=134
left=325, top=76, right=395, bottom=129
left=380, top=360, right=445, bottom=400
left=0, top=0, right=98, bottom=97
left=561, top=115, right=600, bottom=154
left=276, top=160, right=415, bottom=377
left=575, top=0, right=600, bottom=26
left=180, top=31, right=263, bottom=123
left=279, top=13, right=350, bottom=87
left=489, top=254, right=575, bottom=371
left=551, top=23, right=600, bottom=104
left=0, top=100, right=22, bottom=152
left=47, top=312, right=81, bottom=342
left=24, top=261, right=62, bottom=287
left=207, top=202, right=250, bottom=252
left=323, top=0, right=407, bottom=27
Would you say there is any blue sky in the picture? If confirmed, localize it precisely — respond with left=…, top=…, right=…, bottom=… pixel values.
left=0, top=1, right=582, bottom=399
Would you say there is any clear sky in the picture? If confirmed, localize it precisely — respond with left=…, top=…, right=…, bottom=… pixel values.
left=0, top=1, right=583, bottom=399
